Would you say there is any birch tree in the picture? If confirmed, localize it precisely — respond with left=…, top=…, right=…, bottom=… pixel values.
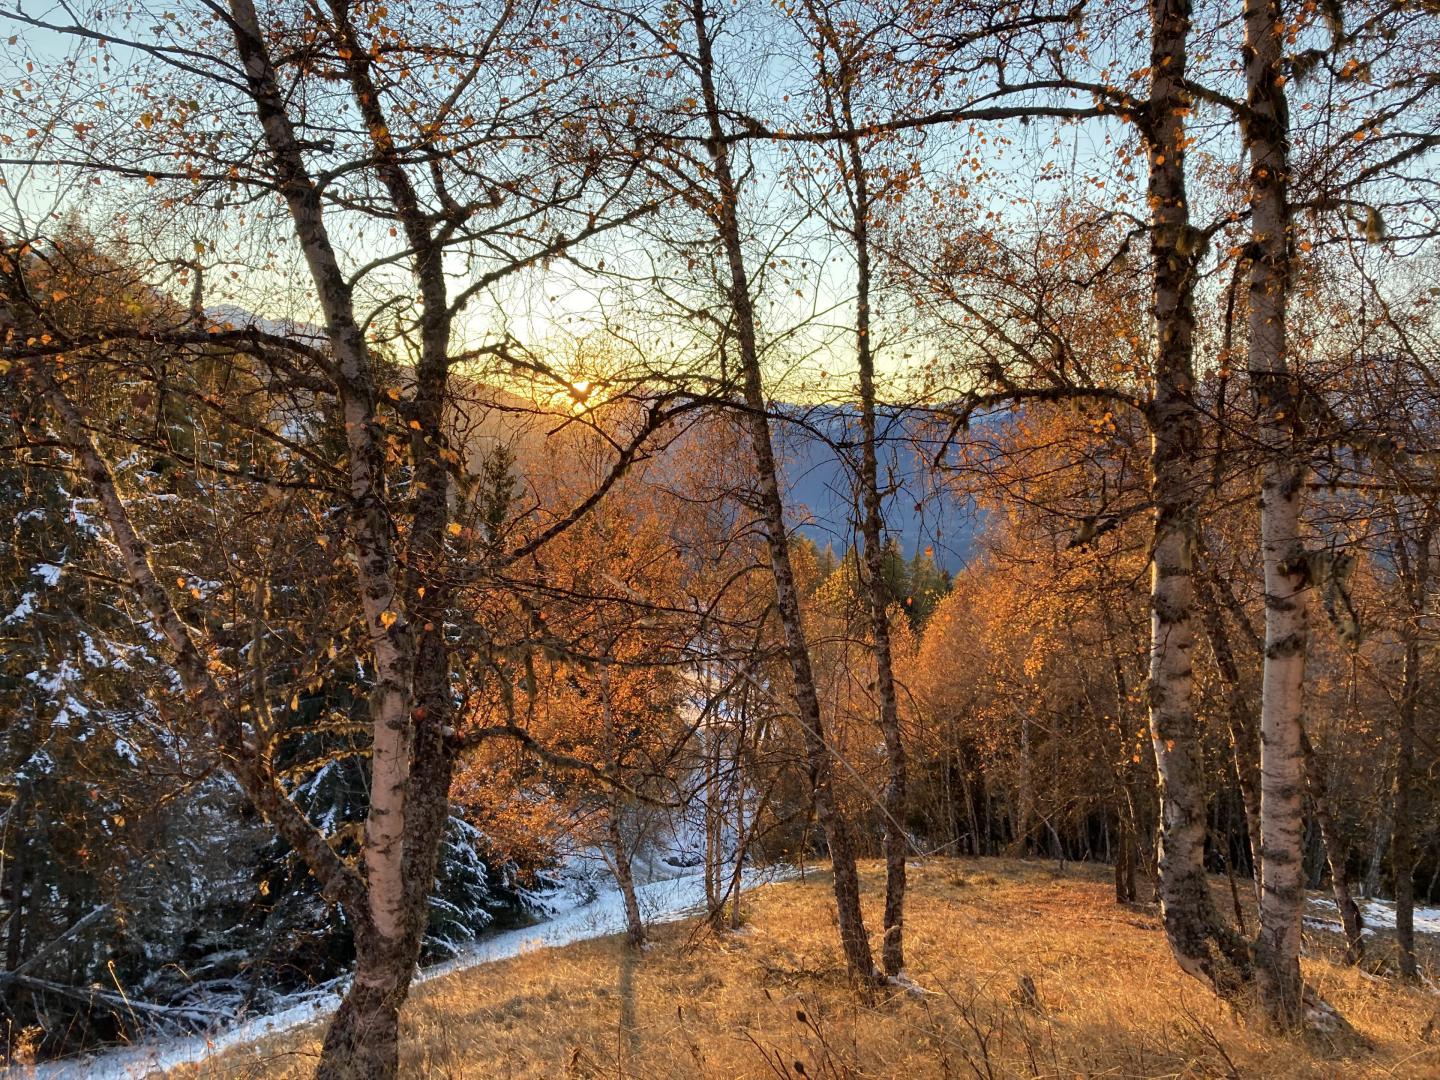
left=2, top=0, right=675, bottom=1071
left=681, top=0, right=877, bottom=984
left=788, top=0, right=915, bottom=977
left=1242, top=0, right=1309, bottom=1021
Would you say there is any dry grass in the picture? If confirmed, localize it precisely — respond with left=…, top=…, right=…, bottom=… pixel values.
left=178, top=859, right=1440, bottom=1079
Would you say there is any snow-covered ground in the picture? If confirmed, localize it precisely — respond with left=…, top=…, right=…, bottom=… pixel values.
left=25, top=864, right=795, bottom=1080
left=1304, top=895, right=1440, bottom=937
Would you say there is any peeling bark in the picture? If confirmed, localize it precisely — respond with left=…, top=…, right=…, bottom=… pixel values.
left=1243, top=0, right=1309, bottom=1024
left=1143, top=0, right=1252, bottom=998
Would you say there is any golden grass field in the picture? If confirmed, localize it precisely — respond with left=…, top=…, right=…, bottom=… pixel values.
left=178, top=858, right=1440, bottom=1079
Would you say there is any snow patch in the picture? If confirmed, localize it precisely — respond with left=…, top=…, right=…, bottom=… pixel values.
left=27, top=865, right=796, bottom=1079
left=1305, top=896, right=1440, bottom=937
left=3, top=590, right=36, bottom=625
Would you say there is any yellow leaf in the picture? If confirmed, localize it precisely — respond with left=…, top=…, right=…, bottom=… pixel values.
left=379, top=610, right=398, bottom=629
left=446, top=522, right=463, bottom=537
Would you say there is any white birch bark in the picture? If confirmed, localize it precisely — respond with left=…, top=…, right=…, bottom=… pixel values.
left=1144, top=0, right=1251, bottom=996
left=226, top=0, right=414, bottom=954
left=1244, top=0, right=1308, bottom=1023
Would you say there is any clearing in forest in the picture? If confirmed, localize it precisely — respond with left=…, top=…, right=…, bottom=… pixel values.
left=173, top=858, right=1440, bottom=1079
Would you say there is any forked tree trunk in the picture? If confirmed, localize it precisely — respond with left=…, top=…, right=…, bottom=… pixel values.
left=820, top=35, right=911, bottom=979
left=317, top=931, right=410, bottom=1080
left=688, top=0, right=875, bottom=985
left=853, top=164, right=909, bottom=982
left=1143, top=0, right=1253, bottom=998
left=227, top=0, right=465, bottom=1069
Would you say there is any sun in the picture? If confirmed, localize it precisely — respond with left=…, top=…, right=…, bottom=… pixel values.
left=567, top=380, right=593, bottom=411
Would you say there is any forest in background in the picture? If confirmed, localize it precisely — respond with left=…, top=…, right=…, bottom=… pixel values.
left=1, top=0, right=1438, bottom=1074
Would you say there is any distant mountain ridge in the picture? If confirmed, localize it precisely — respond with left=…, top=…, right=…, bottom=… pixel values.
left=772, top=404, right=980, bottom=572
left=210, top=307, right=978, bottom=567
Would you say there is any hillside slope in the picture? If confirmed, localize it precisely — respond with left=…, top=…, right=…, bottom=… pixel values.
left=173, top=859, right=1438, bottom=1079
left=775, top=407, right=980, bottom=571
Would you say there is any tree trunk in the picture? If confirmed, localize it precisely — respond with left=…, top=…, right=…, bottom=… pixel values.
left=608, top=812, right=647, bottom=949
left=1194, top=558, right=1263, bottom=893
left=599, top=663, right=646, bottom=949
left=829, top=40, right=909, bottom=978
left=3, top=792, right=25, bottom=979
left=1143, top=0, right=1252, bottom=998
left=962, top=752, right=983, bottom=857
left=858, top=239, right=909, bottom=975
left=727, top=776, right=751, bottom=931
left=1363, top=770, right=1392, bottom=899
left=1017, top=714, right=1035, bottom=855
left=1392, top=513, right=1431, bottom=979
left=704, top=726, right=723, bottom=917
left=316, top=935, right=408, bottom=1080
left=687, top=0, right=875, bottom=985
left=1244, top=0, right=1309, bottom=1025
left=227, top=3, right=444, bottom=1067
left=1114, top=807, right=1136, bottom=904
left=1392, top=635, right=1420, bottom=979
left=1097, top=591, right=1141, bottom=906
left=1301, top=730, right=1363, bottom=964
